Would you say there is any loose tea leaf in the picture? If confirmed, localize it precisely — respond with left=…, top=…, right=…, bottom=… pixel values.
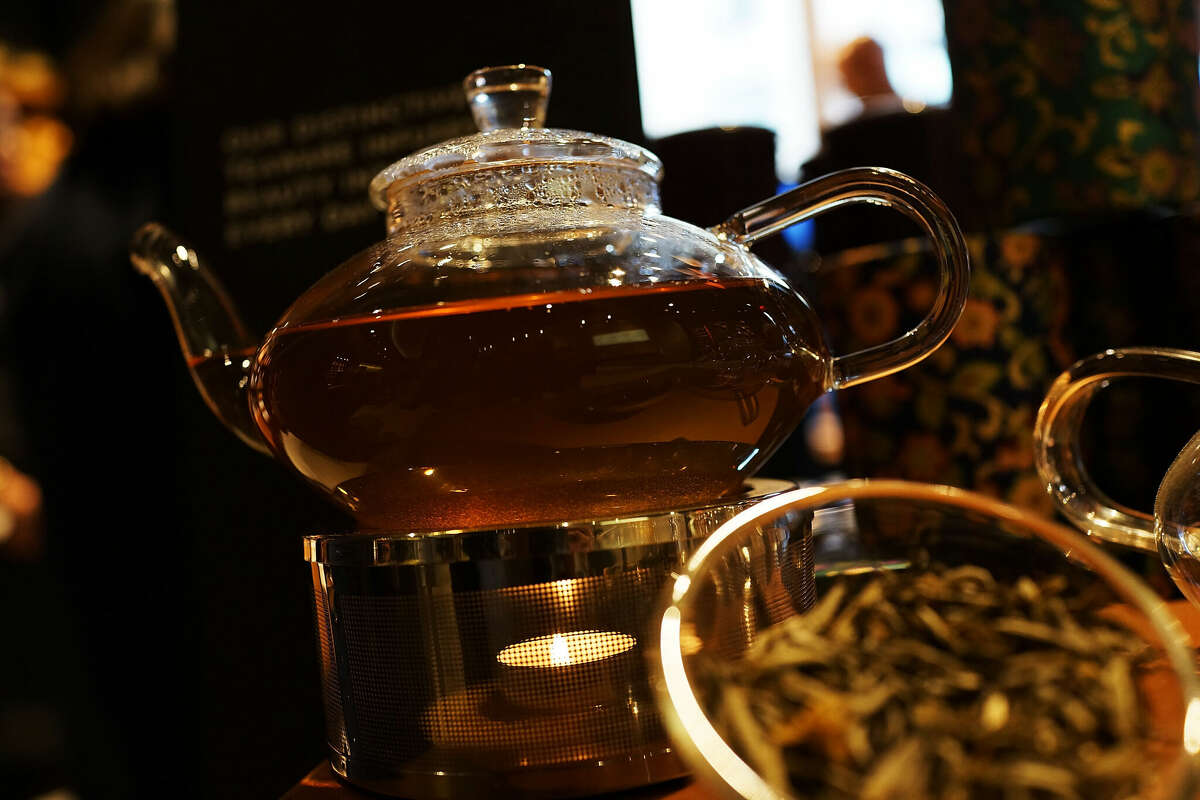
left=699, top=564, right=1162, bottom=799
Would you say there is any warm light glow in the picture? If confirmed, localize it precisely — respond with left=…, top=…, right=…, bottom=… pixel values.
left=423, top=468, right=435, bottom=476
left=660, top=606, right=781, bottom=800
left=550, top=578, right=577, bottom=605
left=496, top=630, right=636, bottom=668
left=1185, top=698, right=1200, bottom=754
left=549, top=633, right=570, bottom=666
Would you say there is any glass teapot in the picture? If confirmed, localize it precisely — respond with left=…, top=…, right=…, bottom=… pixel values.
left=133, top=65, right=969, bottom=532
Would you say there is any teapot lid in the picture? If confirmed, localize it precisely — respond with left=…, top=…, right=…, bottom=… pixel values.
left=367, top=65, right=663, bottom=210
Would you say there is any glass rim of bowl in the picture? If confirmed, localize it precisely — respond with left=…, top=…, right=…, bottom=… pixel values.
left=650, top=478, right=1200, bottom=800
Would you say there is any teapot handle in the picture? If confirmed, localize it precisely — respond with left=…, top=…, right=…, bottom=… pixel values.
left=1035, top=347, right=1200, bottom=555
left=711, top=167, right=969, bottom=389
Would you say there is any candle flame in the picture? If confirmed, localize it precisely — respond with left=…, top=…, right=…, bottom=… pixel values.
left=549, top=633, right=570, bottom=666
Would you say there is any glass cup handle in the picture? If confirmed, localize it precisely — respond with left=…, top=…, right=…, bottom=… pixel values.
left=1035, top=347, right=1200, bottom=552
left=711, top=167, right=970, bottom=389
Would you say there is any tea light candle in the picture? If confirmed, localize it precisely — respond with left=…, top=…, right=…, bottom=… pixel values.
left=498, top=630, right=635, bottom=668
left=497, top=630, right=637, bottom=713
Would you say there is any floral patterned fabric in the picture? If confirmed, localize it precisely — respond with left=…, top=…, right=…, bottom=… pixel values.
left=820, top=211, right=1200, bottom=524
left=943, top=0, right=1200, bottom=227
left=820, top=230, right=1074, bottom=517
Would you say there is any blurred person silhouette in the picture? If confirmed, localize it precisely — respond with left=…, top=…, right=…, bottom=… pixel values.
left=0, top=2, right=177, bottom=796
left=0, top=46, right=51, bottom=551
left=0, top=41, right=86, bottom=800
left=5, top=1, right=346, bottom=797
left=837, top=36, right=902, bottom=117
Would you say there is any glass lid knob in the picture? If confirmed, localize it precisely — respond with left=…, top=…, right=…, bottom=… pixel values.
left=463, top=64, right=552, bottom=132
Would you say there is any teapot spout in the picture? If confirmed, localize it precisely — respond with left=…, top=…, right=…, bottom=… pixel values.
left=131, top=223, right=270, bottom=455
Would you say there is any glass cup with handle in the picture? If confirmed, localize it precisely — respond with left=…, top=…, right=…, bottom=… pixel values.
left=1036, top=346, right=1200, bottom=606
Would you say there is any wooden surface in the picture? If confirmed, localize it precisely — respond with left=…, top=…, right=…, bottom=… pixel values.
left=282, top=600, right=1200, bottom=799
left=280, top=764, right=712, bottom=799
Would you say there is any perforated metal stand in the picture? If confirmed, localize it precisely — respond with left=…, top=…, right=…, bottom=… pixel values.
left=305, top=479, right=811, bottom=798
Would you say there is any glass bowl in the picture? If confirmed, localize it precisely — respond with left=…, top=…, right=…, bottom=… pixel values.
left=650, top=480, right=1200, bottom=800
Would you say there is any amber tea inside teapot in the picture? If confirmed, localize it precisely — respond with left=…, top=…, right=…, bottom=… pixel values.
left=134, top=65, right=969, bottom=532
